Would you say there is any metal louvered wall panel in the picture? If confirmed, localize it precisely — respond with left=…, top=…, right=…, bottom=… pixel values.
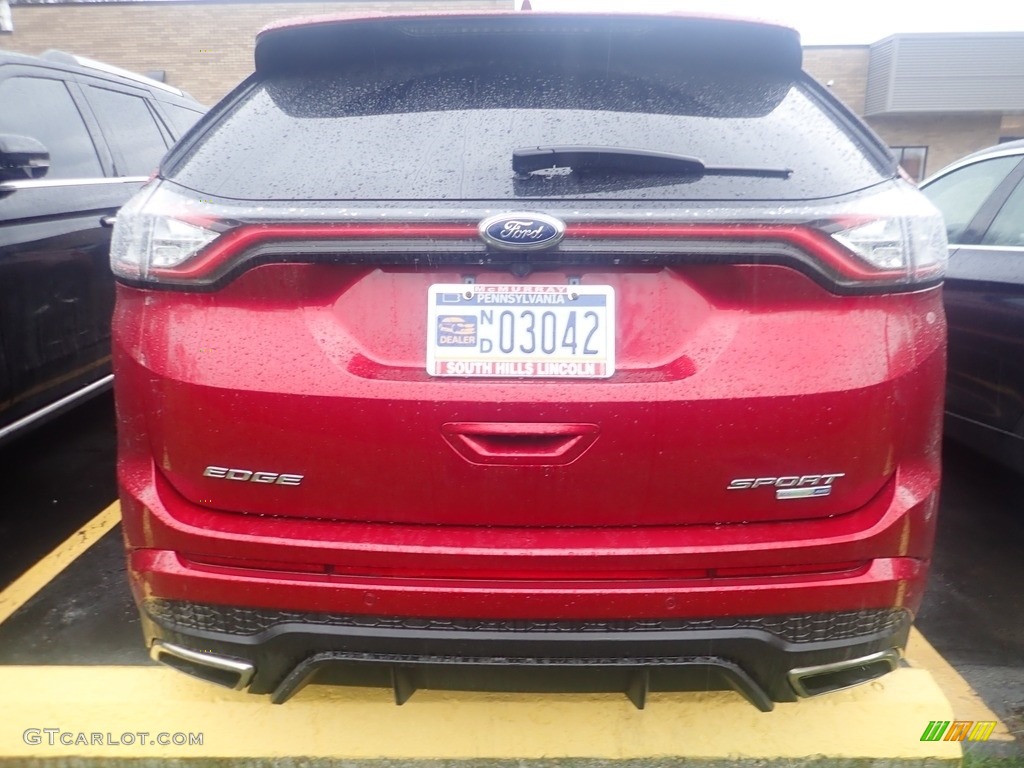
left=866, top=33, right=1024, bottom=115
left=865, top=37, right=895, bottom=114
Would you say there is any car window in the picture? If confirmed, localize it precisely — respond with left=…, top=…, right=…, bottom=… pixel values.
left=922, top=156, right=1022, bottom=243
left=160, top=103, right=204, bottom=138
left=170, top=65, right=885, bottom=202
left=980, top=176, right=1024, bottom=248
left=86, top=85, right=168, bottom=176
left=0, top=76, right=103, bottom=179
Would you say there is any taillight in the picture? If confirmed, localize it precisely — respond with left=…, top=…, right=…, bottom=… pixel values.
left=111, top=181, right=947, bottom=291
left=827, top=186, right=947, bottom=284
left=110, top=182, right=219, bottom=281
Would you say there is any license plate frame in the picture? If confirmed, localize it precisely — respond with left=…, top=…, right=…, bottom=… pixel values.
left=426, top=283, right=615, bottom=378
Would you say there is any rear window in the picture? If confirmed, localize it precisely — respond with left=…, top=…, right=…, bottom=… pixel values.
left=170, top=61, right=886, bottom=202
left=160, top=103, right=205, bottom=138
left=86, top=86, right=169, bottom=176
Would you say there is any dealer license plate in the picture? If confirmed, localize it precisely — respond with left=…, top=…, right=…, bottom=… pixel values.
left=427, top=284, right=615, bottom=378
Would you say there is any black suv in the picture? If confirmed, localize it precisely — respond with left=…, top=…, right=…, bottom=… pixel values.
left=0, top=50, right=204, bottom=444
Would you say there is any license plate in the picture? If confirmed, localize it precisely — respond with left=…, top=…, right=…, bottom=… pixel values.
left=427, top=284, right=615, bottom=378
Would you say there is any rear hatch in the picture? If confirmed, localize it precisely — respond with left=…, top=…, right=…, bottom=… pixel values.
left=114, top=14, right=944, bottom=528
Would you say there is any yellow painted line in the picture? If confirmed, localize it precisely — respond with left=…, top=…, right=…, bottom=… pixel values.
left=0, top=665, right=960, bottom=761
left=0, top=501, right=120, bottom=626
left=906, top=627, right=1015, bottom=742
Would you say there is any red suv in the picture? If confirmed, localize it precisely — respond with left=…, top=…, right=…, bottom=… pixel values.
left=111, top=12, right=948, bottom=710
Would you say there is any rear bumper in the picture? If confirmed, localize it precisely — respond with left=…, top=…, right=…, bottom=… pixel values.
left=121, top=457, right=937, bottom=620
left=141, top=599, right=911, bottom=710
left=122, top=458, right=935, bottom=708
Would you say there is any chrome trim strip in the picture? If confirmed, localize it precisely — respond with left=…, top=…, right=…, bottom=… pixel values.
left=150, top=641, right=255, bottom=691
left=945, top=410, right=1024, bottom=439
left=948, top=243, right=1024, bottom=252
left=0, top=177, right=148, bottom=192
left=71, top=54, right=184, bottom=96
left=0, top=374, right=113, bottom=443
left=788, top=648, right=900, bottom=698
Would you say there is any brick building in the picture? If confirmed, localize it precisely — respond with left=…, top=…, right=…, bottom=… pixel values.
left=0, top=0, right=509, bottom=104
left=806, top=34, right=1024, bottom=178
left=2, top=1, right=1022, bottom=179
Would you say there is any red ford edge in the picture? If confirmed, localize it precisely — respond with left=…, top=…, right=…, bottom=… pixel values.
left=111, top=12, right=948, bottom=709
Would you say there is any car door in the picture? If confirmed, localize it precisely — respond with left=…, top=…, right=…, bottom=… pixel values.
left=78, top=80, right=173, bottom=179
left=0, top=69, right=128, bottom=438
left=922, top=152, right=1024, bottom=435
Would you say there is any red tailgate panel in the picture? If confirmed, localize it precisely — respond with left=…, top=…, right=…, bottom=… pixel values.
left=115, top=262, right=945, bottom=528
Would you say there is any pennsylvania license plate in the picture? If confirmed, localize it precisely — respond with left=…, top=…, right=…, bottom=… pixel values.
left=426, top=284, right=615, bottom=378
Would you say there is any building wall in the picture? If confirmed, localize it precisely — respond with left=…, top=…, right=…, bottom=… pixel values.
left=866, top=113, right=1004, bottom=177
left=1002, top=114, right=1024, bottom=141
left=803, top=46, right=870, bottom=115
left=863, top=33, right=1024, bottom=115
left=1, top=0, right=509, bottom=104
left=804, top=44, right=1015, bottom=178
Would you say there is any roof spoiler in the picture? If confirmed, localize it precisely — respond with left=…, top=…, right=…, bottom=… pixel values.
left=254, top=13, right=803, bottom=76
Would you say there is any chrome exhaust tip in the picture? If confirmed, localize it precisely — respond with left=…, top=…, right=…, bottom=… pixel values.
left=788, top=648, right=900, bottom=698
left=150, top=640, right=255, bottom=691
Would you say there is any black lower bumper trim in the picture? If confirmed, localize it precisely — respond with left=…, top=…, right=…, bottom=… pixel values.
left=270, top=651, right=776, bottom=710
left=140, top=600, right=912, bottom=710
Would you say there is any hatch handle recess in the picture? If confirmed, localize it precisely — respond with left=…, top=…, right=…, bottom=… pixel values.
left=441, top=422, right=599, bottom=466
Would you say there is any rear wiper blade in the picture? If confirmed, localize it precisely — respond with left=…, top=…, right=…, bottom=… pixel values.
left=512, top=146, right=791, bottom=179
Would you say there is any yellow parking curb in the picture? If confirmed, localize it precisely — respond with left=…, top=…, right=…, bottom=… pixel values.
left=0, top=665, right=959, bottom=762
left=905, top=628, right=1015, bottom=742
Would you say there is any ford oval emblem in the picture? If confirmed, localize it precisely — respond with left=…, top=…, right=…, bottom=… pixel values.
left=478, top=212, right=566, bottom=251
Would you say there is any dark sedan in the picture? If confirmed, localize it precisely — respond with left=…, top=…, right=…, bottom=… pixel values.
left=921, top=139, right=1024, bottom=473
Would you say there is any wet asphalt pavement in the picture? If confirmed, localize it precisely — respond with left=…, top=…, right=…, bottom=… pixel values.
left=915, top=441, right=1024, bottom=741
left=0, top=394, right=1021, bottom=740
